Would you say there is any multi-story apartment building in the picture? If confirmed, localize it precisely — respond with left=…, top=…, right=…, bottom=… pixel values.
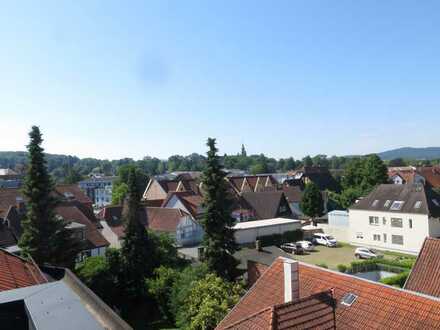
left=78, top=174, right=116, bottom=208
left=349, top=184, right=440, bottom=254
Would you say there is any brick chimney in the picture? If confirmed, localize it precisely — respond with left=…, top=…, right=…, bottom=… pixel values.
left=283, top=258, right=299, bottom=303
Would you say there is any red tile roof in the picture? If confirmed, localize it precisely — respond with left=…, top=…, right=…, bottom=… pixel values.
left=404, top=237, right=440, bottom=297
left=0, top=188, right=22, bottom=219
left=54, top=184, right=93, bottom=206
left=218, top=257, right=440, bottom=329
left=56, top=204, right=109, bottom=249
left=221, top=290, right=336, bottom=330
left=419, top=166, right=440, bottom=188
left=162, top=191, right=204, bottom=218
left=98, top=205, right=190, bottom=238
left=0, top=249, right=47, bottom=291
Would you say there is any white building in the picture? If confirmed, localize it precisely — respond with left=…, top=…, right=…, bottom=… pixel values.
left=349, top=184, right=440, bottom=255
left=233, top=217, right=301, bottom=245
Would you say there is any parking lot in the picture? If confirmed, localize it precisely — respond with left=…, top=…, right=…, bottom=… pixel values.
left=289, top=244, right=358, bottom=270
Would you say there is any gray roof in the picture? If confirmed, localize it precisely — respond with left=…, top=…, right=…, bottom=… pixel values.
left=0, top=282, right=104, bottom=330
left=349, top=184, right=440, bottom=217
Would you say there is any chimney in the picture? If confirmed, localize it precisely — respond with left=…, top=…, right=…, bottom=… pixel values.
left=16, top=196, right=25, bottom=214
left=283, top=258, right=299, bottom=303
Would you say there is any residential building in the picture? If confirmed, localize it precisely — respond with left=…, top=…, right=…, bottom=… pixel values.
left=142, top=176, right=201, bottom=206
left=418, top=166, right=440, bottom=189
left=349, top=184, right=440, bottom=254
left=240, top=191, right=293, bottom=220
left=286, top=166, right=340, bottom=192
left=0, top=249, right=131, bottom=330
left=0, top=187, right=109, bottom=260
left=217, top=256, right=440, bottom=329
left=98, top=205, right=203, bottom=247
left=226, top=175, right=278, bottom=194
left=388, top=166, right=425, bottom=185
left=404, top=237, right=440, bottom=297
left=0, top=168, right=23, bottom=188
left=78, top=175, right=116, bottom=208
left=161, top=191, right=204, bottom=219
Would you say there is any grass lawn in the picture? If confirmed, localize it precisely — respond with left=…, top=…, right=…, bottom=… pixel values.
left=289, top=244, right=358, bottom=270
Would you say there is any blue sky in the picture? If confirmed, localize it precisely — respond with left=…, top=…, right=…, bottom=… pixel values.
left=1, top=1, right=440, bottom=160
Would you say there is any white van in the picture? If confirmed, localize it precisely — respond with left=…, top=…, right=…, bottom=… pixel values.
left=313, top=233, right=337, bottom=247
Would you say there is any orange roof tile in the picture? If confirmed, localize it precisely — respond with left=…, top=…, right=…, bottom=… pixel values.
left=405, top=237, right=440, bottom=297
left=0, top=249, right=47, bottom=291
left=218, top=257, right=440, bottom=329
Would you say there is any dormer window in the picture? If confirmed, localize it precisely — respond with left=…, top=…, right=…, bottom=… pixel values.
left=384, top=200, right=391, bottom=208
left=390, top=201, right=404, bottom=211
left=414, top=201, right=422, bottom=209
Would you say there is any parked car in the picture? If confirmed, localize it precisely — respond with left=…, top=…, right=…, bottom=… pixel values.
left=354, top=247, right=382, bottom=259
left=312, top=233, right=337, bottom=247
left=280, top=242, right=304, bottom=255
left=296, top=240, right=314, bottom=252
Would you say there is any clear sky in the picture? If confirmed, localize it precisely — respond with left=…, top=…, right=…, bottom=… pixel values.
left=1, top=1, right=440, bottom=160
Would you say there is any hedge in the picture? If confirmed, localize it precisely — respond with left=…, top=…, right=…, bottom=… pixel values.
left=347, top=258, right=413, bottom=274
left=379, top=271, right=410, bottom=288
left=256, top=230, right=303, bottom=247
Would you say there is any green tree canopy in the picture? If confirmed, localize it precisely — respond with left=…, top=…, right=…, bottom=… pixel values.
left=178, top=274, right=244, bottom=330
left=201, top=138, right=239, bottom=282
left=300, top=182, right=324, bottom=219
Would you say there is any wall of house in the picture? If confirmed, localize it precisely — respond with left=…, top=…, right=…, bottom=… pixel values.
left=176, top=216, right=204, bottom=246
left=99, top=221, right=121, bottom=248
left=349, top=209, right=429, bottom=255
left=234, top=222, right=302, bottom=245
left=144, top=180, right=167, bottom=201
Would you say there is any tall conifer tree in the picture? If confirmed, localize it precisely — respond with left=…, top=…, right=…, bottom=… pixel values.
left=121, top=168, right=153, bottom=297
left=19, top=126, right=79, bottom=267
left=201, top=138, right=239, bottom=281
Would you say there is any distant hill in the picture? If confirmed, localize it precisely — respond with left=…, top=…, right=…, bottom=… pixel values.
left=377, top=147, right=440, bottom=161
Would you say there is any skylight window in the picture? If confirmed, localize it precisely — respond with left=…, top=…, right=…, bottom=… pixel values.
left=432, top=199, right=440, bottom=207
left=414, top=201, right=422, bottom=209
left=390, top=201, right=404, bottom=211
left=341, top=293, right=357, bottom=306
left=384, top=200, right=391, bottom=208
left=371, top=200, right=379, bottom=207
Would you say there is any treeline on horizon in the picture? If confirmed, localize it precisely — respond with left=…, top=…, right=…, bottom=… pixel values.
left=0, top=149, right=439, bottom=183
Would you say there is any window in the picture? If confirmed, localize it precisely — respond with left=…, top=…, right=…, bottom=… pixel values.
left=383, top=233, right=387, bottom=243
left=373, top=234, right=381, bottom=241
left=372, top=200, right=379, bottom=207
left=392, top=235, right=404, bottom=245
left=341, top=293, right=357, bottom=306
left=382, top=217, right=387, bottom=225
left=414, top=201, right=422, bottom=209
left=433, top=199, right=440, bottom=207
left=356, top=232, right=364, bottom=239
left=409, top=219, right=413, bottom=229
left=384, top=200, right=391, bottom=208
left=391, top=218, right=403, bottom=228
left=369, top=216, right=379, bottom=226
left=390, top=201, right=405, bottom=211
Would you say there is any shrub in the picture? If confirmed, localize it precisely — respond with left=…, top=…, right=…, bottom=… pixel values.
left=316, top=263, right=328, bottom=269
left=380, top=271, right=410, bottom=288
left=337, top=264, right=348, bottom=273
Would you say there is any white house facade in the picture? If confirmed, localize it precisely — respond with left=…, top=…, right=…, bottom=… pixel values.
left=349, top=184, right=440, bottom=255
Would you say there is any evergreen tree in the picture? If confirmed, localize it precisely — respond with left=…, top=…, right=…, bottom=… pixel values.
left=121, top=168, right=154, bottom=298
left=303, top=155, right=313, bottom=167
left=300, top=182, right=324, bottom=222
left=201, top=138, right=239, bottom=282
left=241, top=144, right=247, bottom=157
left=19, top=126, right=80, bottom=267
